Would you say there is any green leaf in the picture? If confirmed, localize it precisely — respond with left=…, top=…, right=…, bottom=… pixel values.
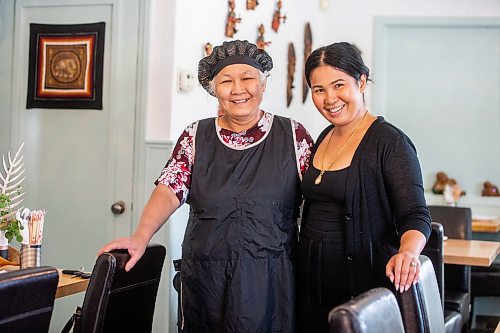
left=16, top=234, right=23, bottom=243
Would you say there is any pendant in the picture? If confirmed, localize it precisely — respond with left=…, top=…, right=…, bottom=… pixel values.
left=315, top=171, right=324, bottom=185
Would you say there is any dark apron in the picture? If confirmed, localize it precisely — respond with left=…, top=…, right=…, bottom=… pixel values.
left=179, top=115, right=301, bottom=333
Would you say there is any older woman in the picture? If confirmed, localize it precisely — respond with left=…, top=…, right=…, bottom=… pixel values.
left=100, top=40, right=313, bottom=333
left=297, top=42, right=431, bottom=332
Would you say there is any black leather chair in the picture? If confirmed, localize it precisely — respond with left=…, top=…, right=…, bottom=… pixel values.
left=62, top=243, right=166, bottom=333
left=421, top=222, right=445, bottom=306
left=428, top=205, right=472, bottom=330
left=396, top=255, right=446, bottom=333
left=328, top=287, right=405, bottom=333
left=0, top=266, right=59, bottom=333
left=470, top=262, right=500, bottom=329
left=421, top=222, right=462, bottom=333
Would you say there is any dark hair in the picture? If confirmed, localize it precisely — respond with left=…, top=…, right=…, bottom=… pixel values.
left=304, top=42, right=370, bottom=87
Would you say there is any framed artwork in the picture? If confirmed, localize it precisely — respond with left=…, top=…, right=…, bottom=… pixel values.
left=26, top=22, right=105, bottom=109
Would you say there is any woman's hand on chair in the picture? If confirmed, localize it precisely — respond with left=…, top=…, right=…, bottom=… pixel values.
left=386, top=251, right=420, bottom=293
left=98, top=235, right=148, bottom=271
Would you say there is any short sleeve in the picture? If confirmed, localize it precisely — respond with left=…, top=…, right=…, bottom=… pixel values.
left=291, top=119, right=314, bottom=178
left=155, top=121, right=198, bottom=205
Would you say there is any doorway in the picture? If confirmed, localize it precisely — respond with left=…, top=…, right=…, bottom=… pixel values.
left=0, top=0, right=143, bottom=330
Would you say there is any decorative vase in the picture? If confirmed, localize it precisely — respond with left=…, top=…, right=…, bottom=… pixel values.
left=0, top=230, right=8, bottom=260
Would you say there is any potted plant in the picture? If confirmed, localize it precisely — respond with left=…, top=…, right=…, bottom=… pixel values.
left=0, top=143, right=25, bottom=259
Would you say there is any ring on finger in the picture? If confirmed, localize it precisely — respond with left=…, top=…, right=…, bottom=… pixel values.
left=410, top=262, right=417, bottom=267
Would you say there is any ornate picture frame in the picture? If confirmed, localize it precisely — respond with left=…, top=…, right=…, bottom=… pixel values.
left=26, top=22, right=105, bottom=109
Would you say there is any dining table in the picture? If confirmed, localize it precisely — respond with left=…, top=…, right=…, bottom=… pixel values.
left=472, top=218, right=500, bottom=233
left=443, top=239, right=500, bottom=267
left=0, top=264, right=89, bottom=298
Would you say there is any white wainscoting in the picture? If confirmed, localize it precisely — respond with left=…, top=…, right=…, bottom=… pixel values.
left=141, top=139, right=189, bottom=333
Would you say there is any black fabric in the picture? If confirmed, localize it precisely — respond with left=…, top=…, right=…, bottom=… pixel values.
left=0, top=266, right=59, bottom=333
left=211, top=54, right=263, bottom=77
left=297, top=167, right=349, bottom=333
left=302, top=116, right=431, bottom=299
left=180, top=115, right=301, bottom=333
left=302, top=166, right=348, bottom=205
left=198, top=40, right=273, bottom=96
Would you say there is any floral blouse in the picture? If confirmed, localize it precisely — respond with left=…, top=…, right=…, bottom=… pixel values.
left=156, top=112, right=314, bottom=205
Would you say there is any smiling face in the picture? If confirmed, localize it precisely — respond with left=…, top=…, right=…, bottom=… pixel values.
left=310, top=65, right=366, bottom=127
left=214, top=64, right=266, bottom=124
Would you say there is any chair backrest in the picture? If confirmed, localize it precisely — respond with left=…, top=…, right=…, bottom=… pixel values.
left=428, top=205, right=471, bottom=240
left=421, top=222, right=445, bottom=307
left=0, top=266, right=59, bottom=333
left=428, top=205, right=471, bottom=293
left=328, top=287, right=405, bottom=333
left=76, top=243, right=166, bottom=333
left=396, top=255, right=446, bottom=333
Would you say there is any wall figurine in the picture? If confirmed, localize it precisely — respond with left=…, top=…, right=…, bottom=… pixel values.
left=246, top=0, right=259, bottom=10
left=225, top=0, right=242, bottom=38
left=431, top=171, right=449, bottom=194
left=431, top=171, right=466, bottom=206
left=302, top=22, right=312, bottom=103
left=443, top=178, right=465, bottom=206
left=204, top=42, right=213, bottom=56
left=286, top=42, right=296, bottom=108
left=482, top=181, right=500, bottom=196
left=256, top=24, right=271, bottom=50
left=271, top=0, right=286, bottom=33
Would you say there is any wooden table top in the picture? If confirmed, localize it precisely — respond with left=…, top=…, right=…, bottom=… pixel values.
left=444, top=239, right=500, bottom=267
left=472, top=219, right=500, bottom=233
left=0, top=265, right=89, bottom=298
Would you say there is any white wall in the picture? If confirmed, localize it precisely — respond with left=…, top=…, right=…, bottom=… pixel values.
left=145, top=0, right=500, bottom=141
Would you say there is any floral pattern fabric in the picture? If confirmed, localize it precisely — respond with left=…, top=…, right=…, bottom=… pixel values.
left=156, top=112, right=313, bottom=205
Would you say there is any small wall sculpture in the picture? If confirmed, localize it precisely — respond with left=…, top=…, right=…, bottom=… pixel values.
left=431, top=171, right=466, bottom=206
left=271, top=0, right=286, bottom=33
left=256, top=24, right=271, bottom=50
left=204, top=42, right=213, bottom=56
left=302, top=22, right=312, bottom=103
left=482, top=181, right=500, bottom=196
left=225, top=0, right=242, bottom=38
left=246, top=0, right=259, bottom=10
left=286, top=43, right=296, bottom=107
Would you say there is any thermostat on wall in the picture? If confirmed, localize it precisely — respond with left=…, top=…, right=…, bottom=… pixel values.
left=178, top=69, right=195, bottom=92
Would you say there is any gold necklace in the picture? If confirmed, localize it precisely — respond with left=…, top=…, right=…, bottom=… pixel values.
left=314, top=110, right=368, bottom=185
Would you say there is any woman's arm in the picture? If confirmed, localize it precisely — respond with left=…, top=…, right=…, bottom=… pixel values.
left=386, top=229, right=427, bottom=292
left=98, top=185, right=180, bottom=271
left=382, top=132, right=431, bottom=292
left=98, top=122, right=197, bottom=270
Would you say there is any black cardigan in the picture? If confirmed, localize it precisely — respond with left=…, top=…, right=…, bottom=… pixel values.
left=305, top=116, right=431, bottom=297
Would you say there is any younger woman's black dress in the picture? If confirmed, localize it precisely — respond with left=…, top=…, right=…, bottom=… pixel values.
left=297, top=165, right=350, bottom=333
